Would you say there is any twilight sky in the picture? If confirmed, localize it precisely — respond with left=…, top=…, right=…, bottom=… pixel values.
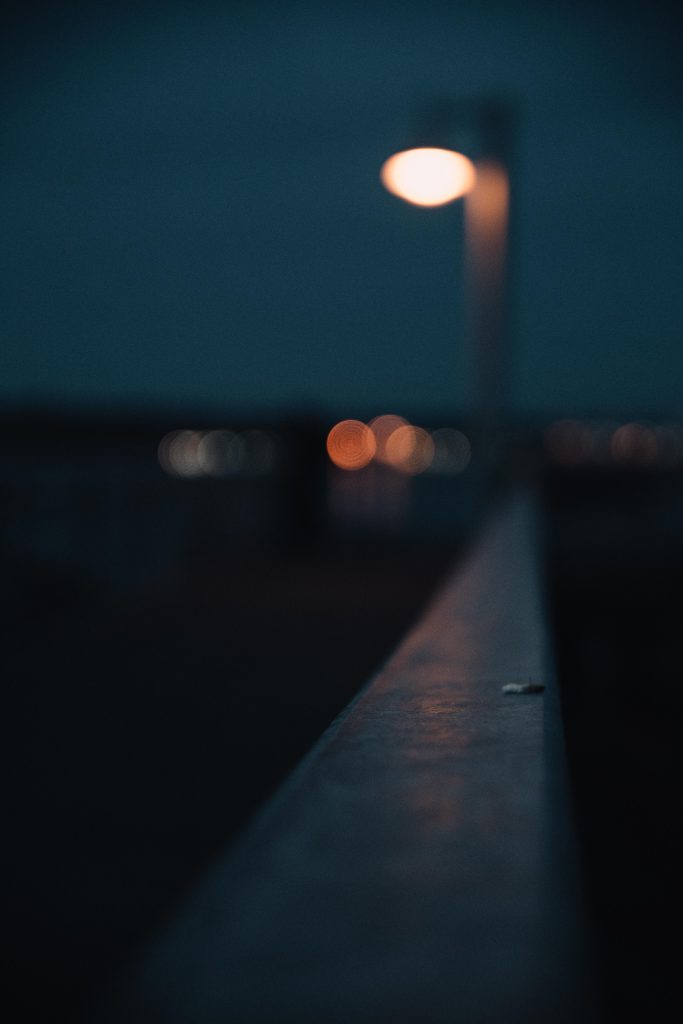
left=3, top=0, right=682, bottom=419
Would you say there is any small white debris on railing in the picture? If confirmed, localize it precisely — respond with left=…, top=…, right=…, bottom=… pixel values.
left=502, top=680, right=545, bottom=695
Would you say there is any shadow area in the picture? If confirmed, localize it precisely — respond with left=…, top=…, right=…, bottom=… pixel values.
left=4, top=539, right=453, bottom=1023
left=545, top=466, right=683, bottom=1023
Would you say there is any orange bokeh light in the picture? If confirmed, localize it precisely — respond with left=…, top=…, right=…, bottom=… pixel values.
left=384, top=424, right=434, bottom=474
left=380, top=147, right=476, bottom=207
left=326, top=419, right=376, bottom=470
left=369, top=414, right=409, bottom=464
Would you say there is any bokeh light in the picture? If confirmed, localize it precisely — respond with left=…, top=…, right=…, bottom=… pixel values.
left=158, top=430, right=204, bottom=477
left=197, top=430, right=244, bottom=476
left=384, top=424, right=434, bottom=474
left=429, top=428, right=471, bottom=474
left=369, top=414, right=409, bottom=465
left=159, top=427, right=282, bottom=478
left=380, top=147, right=476, bottom=207
left=326, top=420, right=376, bottom=470
left=611, top=422, right=658, bottom=465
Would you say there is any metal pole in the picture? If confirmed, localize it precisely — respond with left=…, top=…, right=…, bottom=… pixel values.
left=464, top=103, right=512, bottom=450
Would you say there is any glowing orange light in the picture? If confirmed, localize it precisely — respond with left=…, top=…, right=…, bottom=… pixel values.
left=384, top=424, right=434, bottom=474
left=380, top=147, right=476, bottom=207
left=369, top=414, right=409, bottom=464
left=326, top=419, right=376, bottom=470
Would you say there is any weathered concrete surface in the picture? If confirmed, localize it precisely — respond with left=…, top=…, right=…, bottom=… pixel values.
left=98, top=492, right=595, bottom=1023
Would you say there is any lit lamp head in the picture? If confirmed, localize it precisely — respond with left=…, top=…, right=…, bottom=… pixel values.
left=380, top=98, right=476, bottom=207
left=380, top=147, right=475, bottom=206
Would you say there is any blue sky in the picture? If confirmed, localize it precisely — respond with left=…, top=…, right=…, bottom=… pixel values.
left=3, top=1, right=682, bottom=418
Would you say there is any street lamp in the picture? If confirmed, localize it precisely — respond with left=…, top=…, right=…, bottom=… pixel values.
left=380, top=100, right=511, bottom=437
left=380, top=147, right=476, bottom=207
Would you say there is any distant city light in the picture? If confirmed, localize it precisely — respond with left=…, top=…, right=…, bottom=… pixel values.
left=158, top=427, right=282, bottom=478
left=197, top=430, right=244, bottom=476
left=429, top=428, right=471, bottom=474
left=611, top=422, right=658, bottom=465
left=326, top=420, right=376, bottom=470
left=369, top=414, right=409, bottom=464
left=380, top=147, right=476, bottom=207
left=543, top=419, right=683, bottom=469
left=158, top=430, right=204, bottom=477
left=384, top=424, right=434, bottom=475
left=326, top=416, right=474, bottom=475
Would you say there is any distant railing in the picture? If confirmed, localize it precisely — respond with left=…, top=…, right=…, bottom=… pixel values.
left=98, top=488, right=596, bottom=1023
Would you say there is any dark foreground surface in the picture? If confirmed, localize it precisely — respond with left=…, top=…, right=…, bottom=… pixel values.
left=546, top=468, right=683, bottom=1024
left=98, top=493, right=593, bottom=1024
left=5, top=461, right=683, bottom=1023
left=5, top=541, right=453, bottom=1023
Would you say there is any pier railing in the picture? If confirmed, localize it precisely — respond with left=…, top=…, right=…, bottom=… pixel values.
left=100, top=488, right=595, bottom=1023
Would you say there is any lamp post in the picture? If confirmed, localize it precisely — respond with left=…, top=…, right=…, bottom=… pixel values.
left=380, top=100, right=512, bottom=448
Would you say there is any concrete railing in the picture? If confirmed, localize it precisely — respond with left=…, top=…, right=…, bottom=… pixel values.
left=99, top=489, right=595, bottom=1023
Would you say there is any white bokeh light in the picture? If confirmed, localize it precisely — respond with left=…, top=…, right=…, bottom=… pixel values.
left=380, top=147, right=476, bottom=207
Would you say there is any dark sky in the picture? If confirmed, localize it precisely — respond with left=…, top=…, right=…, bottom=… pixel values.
left=3, top=1, right=682, bottom=418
